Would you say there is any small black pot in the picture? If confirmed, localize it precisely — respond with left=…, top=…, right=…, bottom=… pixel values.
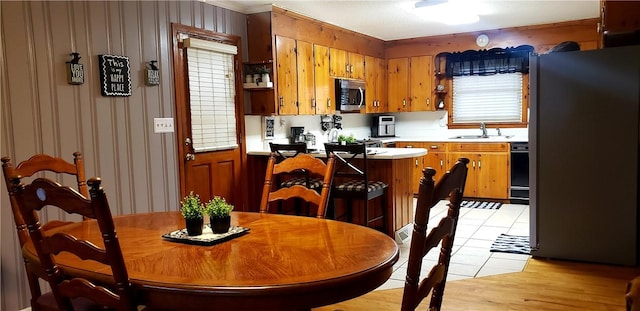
left=210, top=215, right=231, bottom=234
left=185, top=217, right=204, bottom=236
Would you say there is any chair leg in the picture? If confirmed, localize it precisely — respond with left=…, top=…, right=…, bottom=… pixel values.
left=381, top=190, right=388, bottom=235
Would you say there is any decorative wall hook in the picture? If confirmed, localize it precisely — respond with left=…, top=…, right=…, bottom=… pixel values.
left=66, top=52, right=84, bottom=84
left=145, top=60, right=160, bottom=86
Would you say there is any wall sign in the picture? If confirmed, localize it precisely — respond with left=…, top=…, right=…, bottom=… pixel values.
left=145, top=60, right=160, bottom=86
left=98, top=54, right=132, bottom=96
left=263, top=116, right=275, bottom=140
left=66, top=52, right=84, bottom=85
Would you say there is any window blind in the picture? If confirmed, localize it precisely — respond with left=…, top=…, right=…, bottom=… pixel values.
left=452, top=73, right=523, bottom=124
left=186, top=42, right=238, bottom=152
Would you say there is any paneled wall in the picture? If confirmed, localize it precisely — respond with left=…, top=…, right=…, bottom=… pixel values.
left=0, top=1, right=247, bottom=309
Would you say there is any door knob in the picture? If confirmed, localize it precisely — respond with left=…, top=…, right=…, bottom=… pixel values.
left=185, top=153, right=195, bottom=161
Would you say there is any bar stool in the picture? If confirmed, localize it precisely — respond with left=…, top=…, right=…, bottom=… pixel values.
left=324, top=142, right=388, bottom=232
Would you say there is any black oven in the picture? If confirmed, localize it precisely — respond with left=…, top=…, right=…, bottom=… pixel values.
left=510, top=142, right=529, bottom=204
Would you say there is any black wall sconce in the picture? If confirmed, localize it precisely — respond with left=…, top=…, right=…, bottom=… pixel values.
left=145, top=60, right=160, bottom=86
left=66, top=52, right=84, bottom=85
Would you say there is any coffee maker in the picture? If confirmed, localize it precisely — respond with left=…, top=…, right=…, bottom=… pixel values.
left=290, top=126, right=305, bottom=144
left=371, top=115, right=396, bottom=137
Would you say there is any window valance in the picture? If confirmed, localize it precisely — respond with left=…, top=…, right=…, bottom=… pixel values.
left=442, top=45, right=534, bottom=77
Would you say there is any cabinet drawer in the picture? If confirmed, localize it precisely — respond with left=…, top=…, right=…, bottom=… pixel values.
left=448, top=142, right=508, bottom=152
left=425, top=142, right=447, bottom=152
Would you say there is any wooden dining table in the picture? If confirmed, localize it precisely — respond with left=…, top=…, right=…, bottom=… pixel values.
left=24, top=211, right=399, bottom=311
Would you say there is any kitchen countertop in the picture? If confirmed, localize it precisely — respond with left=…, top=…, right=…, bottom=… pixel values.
left=375, top=134, right=528, bottom=144
left=247, top=147, right=427, bottom=159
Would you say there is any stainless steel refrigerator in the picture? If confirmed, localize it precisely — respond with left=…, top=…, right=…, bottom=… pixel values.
left=529, top=45, right=640, bottom=266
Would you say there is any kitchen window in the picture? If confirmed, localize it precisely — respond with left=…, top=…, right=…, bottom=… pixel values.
left=443, top=45, right=533, bottom=128
left=452, top=72, right=523, bottom=124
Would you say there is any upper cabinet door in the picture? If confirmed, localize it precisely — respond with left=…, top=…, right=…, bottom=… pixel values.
left=296, top=40, right=315, bottom=115
left=275, top=36, right=298, bottom=115
left=365, top=56, right=388, bottom=113
left=387, top=58, right=410, bottom=112
left=410, top=55, right=433, bottom=112
left=314, top=44, right=334, bottom=115
left=329, top=48, right=349, bottom=78
left=349, top=53, right=365, bottom=80
left=329, top=48, right=364, bottom=80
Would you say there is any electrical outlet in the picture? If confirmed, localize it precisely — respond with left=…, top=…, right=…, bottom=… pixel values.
left=154, top=118, right=174, bottom=133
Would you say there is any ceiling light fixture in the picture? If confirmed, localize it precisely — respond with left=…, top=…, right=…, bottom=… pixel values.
left=412, top=0, right=481, bottom=25
left=415, top=0, right=448, bottom=8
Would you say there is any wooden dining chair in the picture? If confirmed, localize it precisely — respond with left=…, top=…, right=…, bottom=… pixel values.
left=269, top=142, right=324, bottom=188
left=9, top=176, right=143, bottom=311
left=324, top=143, right=388, bottom=232
left=1, top=152, right=88, bottom=311
left=401, top=157, right=469, bottom=311
left=269, top=143, right=324, bottom=215
left=260, top=152, right=335, bottom=219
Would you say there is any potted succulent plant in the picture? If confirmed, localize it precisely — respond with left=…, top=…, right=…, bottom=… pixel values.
left=180, top=191, right=204, bottom=236
left=204, top=196, right=234, bottom=234
left=337, top=133, right=357, bottom=145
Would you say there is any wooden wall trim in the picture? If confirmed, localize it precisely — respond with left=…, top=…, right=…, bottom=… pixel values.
left=269, top=6, right=385, bottom=58
left=385, top=18, right=601, bottom=58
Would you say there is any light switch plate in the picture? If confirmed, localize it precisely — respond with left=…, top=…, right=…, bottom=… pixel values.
left=154, top=118, right=174, bottom=133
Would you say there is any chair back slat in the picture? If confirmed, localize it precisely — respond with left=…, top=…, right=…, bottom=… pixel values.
left=402, top=158, right=469, bottom=311
left=324, top=143, right=367, bottom=181
left=10, top=176, right=139, bottom=311
left=269, top=142, right=307, bottom=160
left=260, top=153, right=335, bottom=218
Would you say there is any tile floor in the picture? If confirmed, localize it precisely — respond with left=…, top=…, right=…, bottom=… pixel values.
left=377, top=200, right=531, bottom=290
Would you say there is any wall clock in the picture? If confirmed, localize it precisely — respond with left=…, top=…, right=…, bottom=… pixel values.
left=476, top=34, right=489, bottom=47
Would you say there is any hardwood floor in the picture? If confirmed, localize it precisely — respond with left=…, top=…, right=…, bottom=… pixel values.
left=313, top=257, right=640, bottom=310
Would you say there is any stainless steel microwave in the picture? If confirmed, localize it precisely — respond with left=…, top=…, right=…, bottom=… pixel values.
left=335, top=79, right=365, bottom=112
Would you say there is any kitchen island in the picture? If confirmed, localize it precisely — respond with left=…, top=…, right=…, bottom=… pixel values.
left=245, top=147, right=427, bottom=238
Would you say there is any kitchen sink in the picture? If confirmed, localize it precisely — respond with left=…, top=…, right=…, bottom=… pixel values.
left=449, top=135, right=514, bottom=139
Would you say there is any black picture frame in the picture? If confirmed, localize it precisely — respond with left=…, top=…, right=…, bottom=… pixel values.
left=98, top=54, right=132, bottom=96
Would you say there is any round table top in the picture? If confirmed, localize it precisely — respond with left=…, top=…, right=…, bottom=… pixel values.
left=31, top=211, right=399, bottom=310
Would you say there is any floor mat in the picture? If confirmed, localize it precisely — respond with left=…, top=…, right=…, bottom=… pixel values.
left=461, top=200, right=502, bottom=209
left=490, top=234, right=531, bottom=255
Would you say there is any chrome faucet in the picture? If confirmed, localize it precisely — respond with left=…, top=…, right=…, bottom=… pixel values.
left=480, top=122, right=489, bottom=138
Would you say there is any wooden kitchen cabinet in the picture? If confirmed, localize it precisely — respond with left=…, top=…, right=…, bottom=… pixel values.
left=296, top=40, right=315, bottom=115
left=387, top=58, right=410, bottom=112
left=275, top=37, right=335, bottom=115
left=275, top=36, right=299, bottom=115
left=388, top=56, right=435, bottom=113
left=601, top=0, right=640, bottom=34
left=365, top=56, right=387, bottom=113
left=314, top=44, right=335, bottom=115
left=423, top=142, right=448, bottom=181
left=329, top=48, right=365, bottom=80
left=397, top=141, right=448, bottom=194
left=448, top=143, right=509, bottom=199
left=409, top=55, right=434, bottom=112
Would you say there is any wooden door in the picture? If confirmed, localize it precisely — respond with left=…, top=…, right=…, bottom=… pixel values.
left=314, top=44, right=334, bottom=115
left=329, top=48, right=348, bottom=78
left=296, top=40, right=315, bottom=115
left=424, top=150, right=447, bottom=182
left=387, top=58, right=409, bottom=112
left=349, top=52, right=365, bottom=80
left=275, top=36, right=298, bottom=115
left=476, top=152, right=509, bottom=199
left=410, top=55, right=433, bottom=112
left=172, top=24, right=245, bottom=209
